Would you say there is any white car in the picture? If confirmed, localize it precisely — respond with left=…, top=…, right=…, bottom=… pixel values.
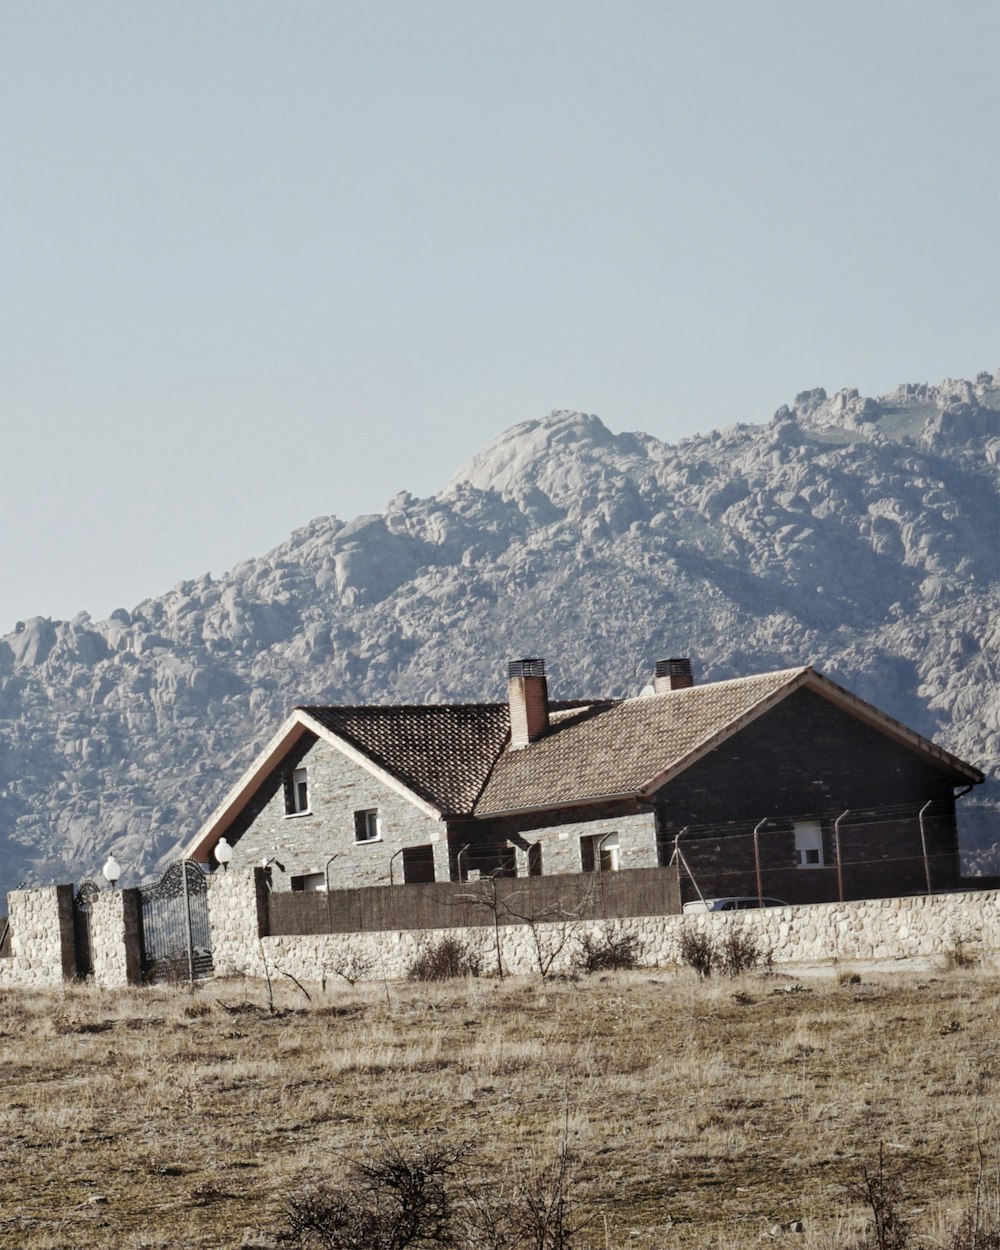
left=682, top=896, right=789, bottom=914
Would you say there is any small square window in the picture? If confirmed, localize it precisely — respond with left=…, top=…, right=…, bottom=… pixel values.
left=284, top=766, right=309, bottom=815
left=794, top=820, right=824, bottom=868
left=354, top=809, right=381, bottom=842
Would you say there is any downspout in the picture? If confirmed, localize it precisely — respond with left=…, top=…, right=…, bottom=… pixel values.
left=834, top=810, right=850, bottom=903
left=596, top=831, right=616, bottom=872
left=918, top=800, right=934, bottom=895
left=752, top=818, right=769, bottom=908
left=455, top=844, right=471, bottom=883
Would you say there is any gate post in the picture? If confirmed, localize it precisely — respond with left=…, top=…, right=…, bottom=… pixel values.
left=90, top=888, right=143, bottom=987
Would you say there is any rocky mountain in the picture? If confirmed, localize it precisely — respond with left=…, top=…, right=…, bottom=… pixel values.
left=1, top=371, right=998, bottom=896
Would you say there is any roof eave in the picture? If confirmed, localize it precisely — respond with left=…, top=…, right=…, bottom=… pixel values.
left=182, top=711, right=315, bottom=863
left=473, top=790, right=638, bottom=820
left=182, top=707, right=447, bottom=865
left=799, top=669, right=985, bottom=784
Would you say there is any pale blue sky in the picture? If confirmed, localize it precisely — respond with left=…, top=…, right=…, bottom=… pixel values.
left=2, top=0, right=997, bottom=635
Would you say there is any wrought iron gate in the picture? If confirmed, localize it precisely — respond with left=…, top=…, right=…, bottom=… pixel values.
left=139, top=860, right=213, bottom=983
left=74, top=880, right=100, bottom=978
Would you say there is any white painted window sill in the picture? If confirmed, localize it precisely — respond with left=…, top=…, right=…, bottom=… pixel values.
left=284, top=810, right=313, bottom=819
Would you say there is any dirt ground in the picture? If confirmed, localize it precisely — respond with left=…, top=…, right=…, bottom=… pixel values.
left=1, top=963, right=998, bottom=1248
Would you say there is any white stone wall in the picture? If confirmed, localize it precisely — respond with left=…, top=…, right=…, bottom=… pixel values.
left=89, top=889, right=142, bottom=988
left=253, top=888, right=1000, bottom=984
left=0, top=885, right=75, bottom=987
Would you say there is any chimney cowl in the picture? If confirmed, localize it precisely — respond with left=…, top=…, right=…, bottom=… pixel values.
left=507, top=658, right=549, bottom=748
left=653, top=657, right=694, bottom=692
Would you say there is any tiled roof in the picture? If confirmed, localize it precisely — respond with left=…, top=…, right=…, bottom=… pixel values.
left=299, top=703, right=510, bottom=816
left=474, top=668, right=809, bottom=815
left=295, top=666, right=981, bottom=823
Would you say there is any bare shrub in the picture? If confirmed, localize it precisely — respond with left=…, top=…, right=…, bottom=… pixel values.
left=718, top=925, right=769, bottom=977
left=458, top=1136, right=584, bottom=1250
left=946, top=933, right=980, bottom=970
left=282, top=1141, right=464, bottom=1249
left=407, top=936, right=483, bottom=982
left=322, top=942, right=376, bottom=988
left=280, top=1138, right=584, bottom=1250
left=845, top=1143, right=911, bottom=1250
left=573, top=926, right=643, bottom=975
left=678, top=923, right=768, bottom=979
left=677, top=926, right=715, bottom=978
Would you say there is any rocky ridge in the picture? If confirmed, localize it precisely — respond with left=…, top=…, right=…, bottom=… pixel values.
left=1, top=371, right=998, bottom=894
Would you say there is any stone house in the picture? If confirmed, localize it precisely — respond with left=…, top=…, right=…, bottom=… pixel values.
left=183, top=658, right=983, bottom=906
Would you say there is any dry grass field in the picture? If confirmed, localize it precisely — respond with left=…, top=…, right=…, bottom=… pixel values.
left=0, top=963, right=998, bottom=1249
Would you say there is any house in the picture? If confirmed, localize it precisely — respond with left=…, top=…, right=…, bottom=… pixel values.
left=184, top=658, right=984, bottom=906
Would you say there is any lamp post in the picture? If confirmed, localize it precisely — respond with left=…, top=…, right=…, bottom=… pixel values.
left=102, top=854, right=121, bottom=891
left=213, top=837, right=233, bottom=873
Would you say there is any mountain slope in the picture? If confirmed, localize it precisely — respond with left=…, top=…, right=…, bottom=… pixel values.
left=1, top=371, right=998, bottom=894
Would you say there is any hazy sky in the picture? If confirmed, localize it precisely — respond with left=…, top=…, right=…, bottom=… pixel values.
left=2, top=0, right=997, bottom=635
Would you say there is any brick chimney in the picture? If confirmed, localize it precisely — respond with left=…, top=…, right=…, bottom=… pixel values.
left=653, top=657, right=694, bottom=693
left=507, top=658, right=549, bottom=748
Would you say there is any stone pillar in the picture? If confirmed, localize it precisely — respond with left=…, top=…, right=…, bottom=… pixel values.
left=90, top=888, right=143, bottom=988
left=431, top=836, right=451, bottom=883
left=0, top=884, right=76, bottom=988
left=208, top=867, right=270, bottom=977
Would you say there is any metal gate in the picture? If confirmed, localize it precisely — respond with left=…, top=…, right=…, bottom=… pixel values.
left=139, top=860, right=213, bottom=983
left=73, top=880, right=100, bottom=978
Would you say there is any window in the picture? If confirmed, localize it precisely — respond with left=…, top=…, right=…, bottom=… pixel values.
left=401, top=845, right=435, bottom=884
left=580, top=832, right=621, bottom=873
left=290, top=872, right=326, bottom=892
left=354, top=808, right=381, bottom=842
left=284, top=766, right=309, bottom=815
left=794, top=820, right=824, bottom=868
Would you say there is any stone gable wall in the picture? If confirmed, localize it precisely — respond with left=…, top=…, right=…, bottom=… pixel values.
left=226, top=739, right=448, bottom=890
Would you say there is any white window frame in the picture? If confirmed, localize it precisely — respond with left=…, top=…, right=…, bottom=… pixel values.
left=285, top=766, right=310, bottom=816
left=794, top=820, right=824, bottom=868
left=354, top=808, right=381, bottom=843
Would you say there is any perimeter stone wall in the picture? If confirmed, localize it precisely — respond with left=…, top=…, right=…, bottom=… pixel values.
left=0, top=885, right=75, bottom=988
left=253, top=885, right=1000, bottom=984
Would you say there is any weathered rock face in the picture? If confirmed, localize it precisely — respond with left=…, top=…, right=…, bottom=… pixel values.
left=0, top=371, right=998, bottom=895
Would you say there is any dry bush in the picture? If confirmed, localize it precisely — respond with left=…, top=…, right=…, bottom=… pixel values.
left=280, top=1137, right=583, bottom=1250
left=845, top=1144, right=911, bottom=1250
left=407, top=935, right=483, bottom=982
left=677, top=926, right=715, bottom=978
left=573, top=926, right=643, bottom=975
left=677, top=923, right=768, bottom=978
left=282, top=1141, right=464, bottom=1249
left=718, top=925, right=770, bottom=977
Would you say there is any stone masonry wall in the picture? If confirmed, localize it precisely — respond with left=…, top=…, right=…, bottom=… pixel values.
left=209, top=866, right=271, bottom=977
left=507, top=810, right=658, bottom=876
left=0, top=885, right=76, bottom=988
left=227, top=739, right=446, bottom=891
left=89, top=889, right=143, bottom=988
left=255, top=887, right=1000, bottom=984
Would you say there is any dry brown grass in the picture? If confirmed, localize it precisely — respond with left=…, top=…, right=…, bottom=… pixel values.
left=0, top=965, right=998, bottom=1249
